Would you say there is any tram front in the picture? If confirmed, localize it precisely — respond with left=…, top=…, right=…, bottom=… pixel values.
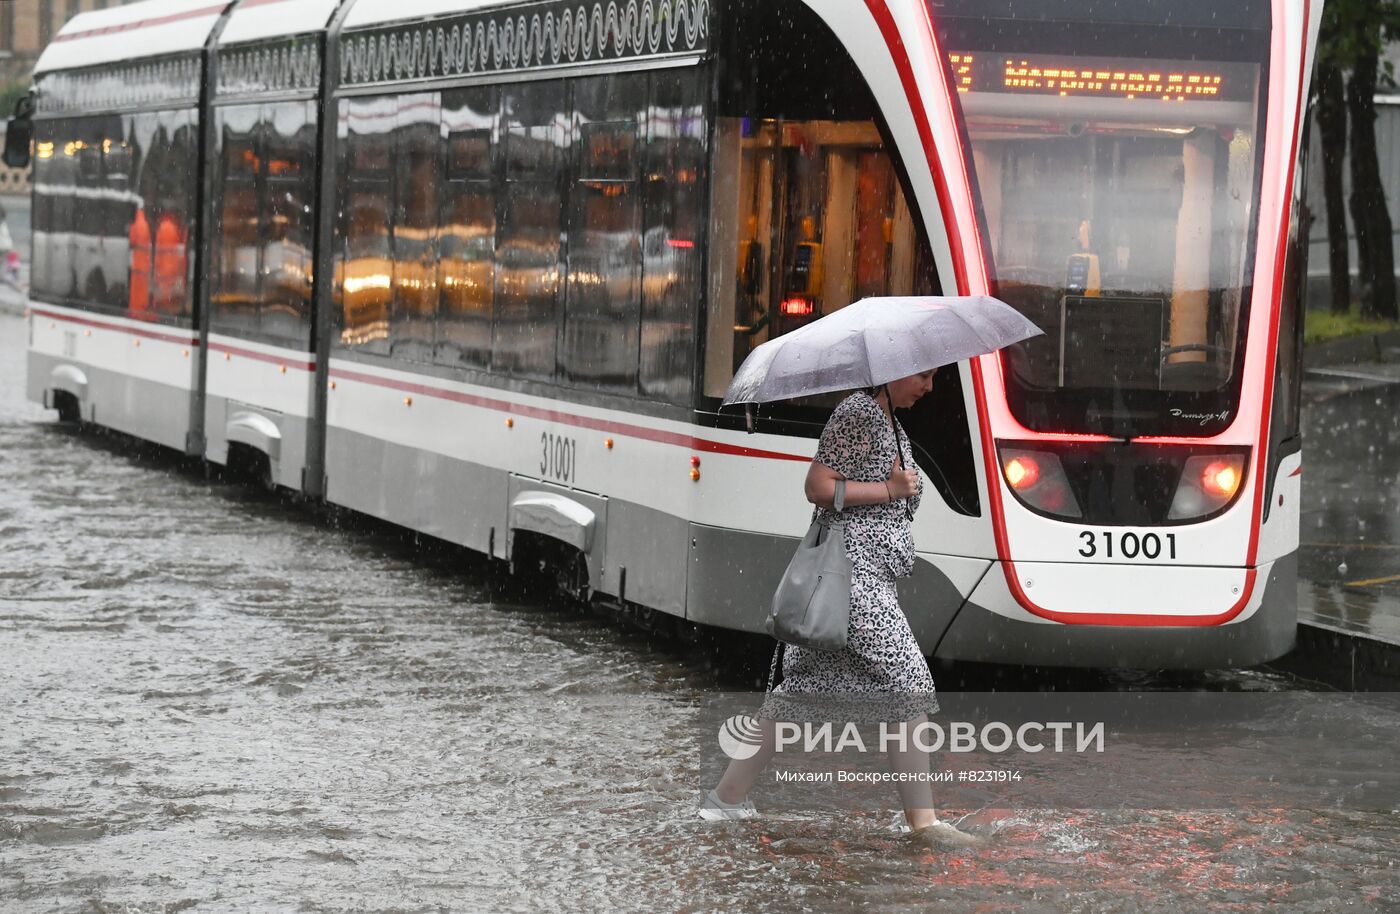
left=924, top=0, right=1319, bottom=667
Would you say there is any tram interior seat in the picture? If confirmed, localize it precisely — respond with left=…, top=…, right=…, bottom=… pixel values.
left=1159, top=343, right=1231, bottom=391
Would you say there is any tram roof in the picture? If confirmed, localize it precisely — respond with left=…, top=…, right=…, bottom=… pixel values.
left=35, top=0, right=234, bottom=74
left=221, top=0, right=344, bottom=45
left=343, top=0, right=521, bottom=30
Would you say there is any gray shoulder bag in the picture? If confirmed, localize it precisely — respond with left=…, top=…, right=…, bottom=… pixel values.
left=765, top=480, right=852, bottom=651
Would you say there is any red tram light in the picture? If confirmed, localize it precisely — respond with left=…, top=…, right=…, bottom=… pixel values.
left=1168, top=452, right=1248, bottom=520
left=1200, top=461, right=1241, bottom=498
left=997, top=445, right=1083, bottom=520
left=1004, top=455, right=1041, bottom=490
left=779, top=297, right=814, bottom=317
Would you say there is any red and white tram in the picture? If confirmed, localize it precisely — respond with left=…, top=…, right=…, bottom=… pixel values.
left=13, top=0, right=1321, bottom=668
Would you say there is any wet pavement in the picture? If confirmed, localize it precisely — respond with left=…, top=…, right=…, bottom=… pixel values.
left=2, top=311, right=1399, bottom=913
left=1298, top=355, right=1400, bottom=643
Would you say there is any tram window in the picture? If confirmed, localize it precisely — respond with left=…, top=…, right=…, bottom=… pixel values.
left=437, top=86, right=498, bottom=370
left=495, top=80, right=566, bottom=380
left=562, top=74, right=643, bottom=391
left=129, top=112, right=161, bottom=315
left=389, top=93, right=442, bottom=363
left=30, top=120, right=59, bottom=303
left=48, top=119, right=77, bottom=302
left=162, top=110, right=197, bottom=320
left=30, top=120, right=53, bottom=302
left=74, top=119, right=105, bottom=302
left=702, top=1, right=939, bottom=404
left=212, top=105, right=262, bottom=337
left=639, top=69, right=707, bottom=404
left=131, top=110, right=197, bottom=321
left=703, top=118, right=932, bottom=401
left=339, top=96, right=395, bottom=352
left=102, top=117, right=136, bottom=311
left=261, top=101, right=315, bottom=348
left=934, top=5, right=1269, bottom=436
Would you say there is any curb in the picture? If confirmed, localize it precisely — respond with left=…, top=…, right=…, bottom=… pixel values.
left=1302, top=329, right=1400, bottom=370
left=1270, top=620, right=1400, bottom=690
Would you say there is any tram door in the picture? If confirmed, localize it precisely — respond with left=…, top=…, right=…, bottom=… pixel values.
left=729, top=119, right=922, bottom=375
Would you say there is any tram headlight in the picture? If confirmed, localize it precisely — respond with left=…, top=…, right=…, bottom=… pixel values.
left=1168, top=453, right=1248, bottom=520
left=999, top=447, right=1082, bottom=519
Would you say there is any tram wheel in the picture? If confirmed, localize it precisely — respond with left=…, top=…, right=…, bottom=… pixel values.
left=50, top=390, right=81, bottom=424
left=225, top=442, right=276, bottom=493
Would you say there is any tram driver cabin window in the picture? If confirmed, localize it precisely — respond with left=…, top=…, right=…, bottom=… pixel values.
left=702, top=0, right=939, bottom=401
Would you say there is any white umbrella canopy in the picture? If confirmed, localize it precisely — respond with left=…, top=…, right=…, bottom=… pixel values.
left=721, top=295, right=1044, bottom=406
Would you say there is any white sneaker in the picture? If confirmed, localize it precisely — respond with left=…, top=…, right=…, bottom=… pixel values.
left=908, top=820, right=987, bottom=849
left=696, top=788, right=757, bottom=821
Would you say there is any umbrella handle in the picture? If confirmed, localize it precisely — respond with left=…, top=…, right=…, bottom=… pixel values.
left=745, top=403, right=756, bottom=435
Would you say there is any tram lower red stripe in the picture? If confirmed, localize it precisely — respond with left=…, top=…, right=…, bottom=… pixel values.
left=30, top=307, right=198, bottom=347
left=328, top=366, right=811, bottom=463
left=208, top=341, right=315, bottom=372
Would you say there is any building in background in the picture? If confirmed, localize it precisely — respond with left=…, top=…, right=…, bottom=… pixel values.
left=0, top=0, right=146, bottom=85
left=0, top=0, right=145, bottom=192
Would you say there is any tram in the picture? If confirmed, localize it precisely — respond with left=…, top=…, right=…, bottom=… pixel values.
left=11, top=0, right=1321, bottom=669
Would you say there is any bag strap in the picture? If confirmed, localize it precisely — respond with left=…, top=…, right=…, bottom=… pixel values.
left=766, top=641, right=784, bottom=693
left=881, top=384, right=906, bottom=471
left=833, top=479, right=846, bottom=513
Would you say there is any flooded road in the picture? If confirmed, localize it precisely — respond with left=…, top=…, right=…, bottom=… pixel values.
left=2, top=311, right=1398, bottom=913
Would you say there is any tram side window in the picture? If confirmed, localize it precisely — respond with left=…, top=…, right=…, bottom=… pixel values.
left=262, top=102, right=316, bottom=346
left=211, top=104, right=262, bottom=337
left=154, top=110, right=196, bottom=319
left=212, top=102, right=316, bottom=347
left=39, top=119, right=78, bottom=302
left=437, top=86, right=498, bottom=370
left=129, top=112, right=163, bottom=317
left=102, top=116, right=137, bottom=312
left=640, top=69, right=707, bottom=403
left=30, top=120, right=57, bottom=303
left=389, top=92, right=443, bottom=363
left=123, top=110, right=197, bottom=322
left=496, top=80, right=567, bottom=380
left=328, top=71, right=708, bottom=405
left=563, top=75, right=643, bottom=391
left=73, top=118, right=106, bottom=301
left=30, top=112, right=199, bottom=324
left=337, top=96, right=395, bottom=353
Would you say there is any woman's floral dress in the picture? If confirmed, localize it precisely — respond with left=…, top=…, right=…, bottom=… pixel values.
left=759, top=390, right=940, bottom=724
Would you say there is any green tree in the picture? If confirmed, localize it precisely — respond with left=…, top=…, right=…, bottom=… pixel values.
left=1314, top=18, right=1350, bottom=315
left=1318, top=0, right=1400, bottom=321
left=0, top=81, right=30, bottom=120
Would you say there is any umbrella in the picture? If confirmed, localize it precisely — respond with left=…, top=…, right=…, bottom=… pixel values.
left=721, top=295, right=1044, bottom=406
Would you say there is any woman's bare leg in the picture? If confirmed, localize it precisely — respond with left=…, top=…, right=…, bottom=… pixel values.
left=713, top=716, right=779, bottom=804
left=885, top=713, right=938, bottom=831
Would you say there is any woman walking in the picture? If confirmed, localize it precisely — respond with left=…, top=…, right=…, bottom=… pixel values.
left=698, top=370, right=982, bottom=848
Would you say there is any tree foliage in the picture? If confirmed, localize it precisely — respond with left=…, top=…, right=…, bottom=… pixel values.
left=1316, top=0, right=1400, bottom=321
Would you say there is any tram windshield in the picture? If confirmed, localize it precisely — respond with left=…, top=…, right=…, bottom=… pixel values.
left=934, top=0, right=1271, bottom=437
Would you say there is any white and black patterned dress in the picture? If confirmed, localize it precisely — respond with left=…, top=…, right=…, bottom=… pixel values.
left=759, top=390, right=939, bottom=724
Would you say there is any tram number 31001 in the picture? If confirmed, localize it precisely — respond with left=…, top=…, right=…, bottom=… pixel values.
left=541, top=432, right=578, bottom=484
left=1078, top=530, right=1178, bottom=561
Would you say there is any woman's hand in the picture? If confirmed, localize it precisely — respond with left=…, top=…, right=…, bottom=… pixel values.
left=805, top=461, right=919, bottom=507
left=886, top=466, right=919, bottom=499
